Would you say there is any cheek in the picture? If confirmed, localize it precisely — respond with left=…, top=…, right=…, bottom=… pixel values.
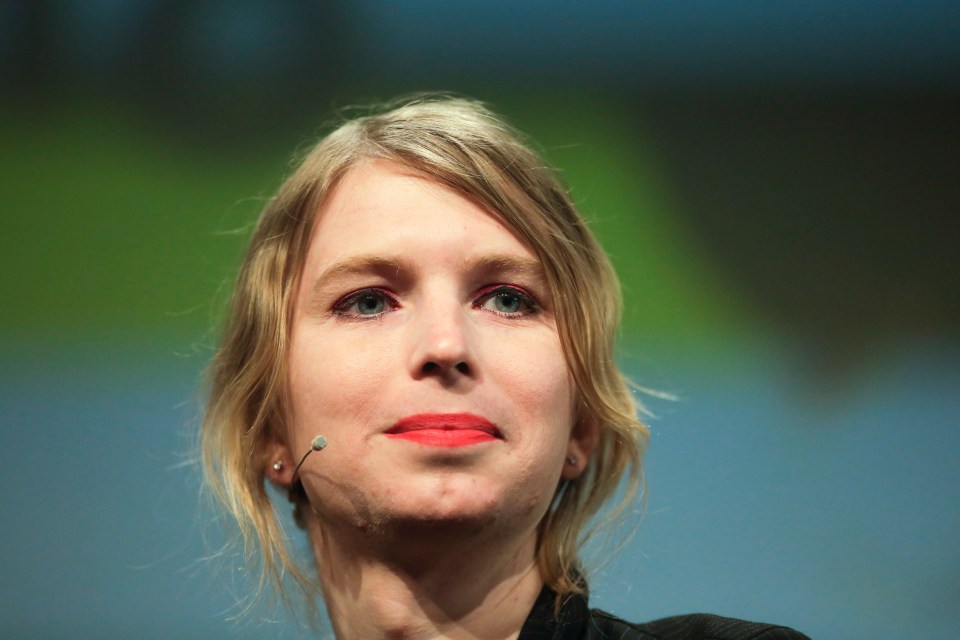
left=502, top=354, right=576, bottom=516
left=506, top=366, right=573, bottom=424
left=287, top=334, right=394, bottom=437
left=493, top=335, right=576, bottom=443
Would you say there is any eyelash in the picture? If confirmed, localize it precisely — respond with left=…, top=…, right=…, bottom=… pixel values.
left=330, top=284, right=540, bottom=320
left=471, top=284, right=540, bottom=317
left=331, top=288, right=399, bottom=319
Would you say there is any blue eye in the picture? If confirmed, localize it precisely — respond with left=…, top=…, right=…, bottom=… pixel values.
left=333, top=289, right=397, bottom=318
left=474, top=285, right=538, bottom=317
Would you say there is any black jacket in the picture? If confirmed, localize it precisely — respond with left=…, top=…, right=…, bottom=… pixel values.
left=518, top=586, right=810, bottom=640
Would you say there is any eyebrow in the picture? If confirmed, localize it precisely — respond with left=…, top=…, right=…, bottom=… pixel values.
left=307, top=253, right=547, bottom=300
left=311, top=254, right=406, bottom=290
left=472, top=254, right=547, bottom=283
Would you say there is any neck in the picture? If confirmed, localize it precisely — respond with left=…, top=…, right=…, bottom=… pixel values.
left=308, top=518, right=543, bottom=640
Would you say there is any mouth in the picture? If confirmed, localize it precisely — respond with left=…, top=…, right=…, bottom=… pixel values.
left=385, top=413, right=502, bottom=447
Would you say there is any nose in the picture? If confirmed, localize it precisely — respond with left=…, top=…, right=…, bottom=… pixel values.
left=407, top=298, right=477, bottom=383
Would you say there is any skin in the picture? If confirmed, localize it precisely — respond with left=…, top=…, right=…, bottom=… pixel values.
left=268, top=160, right=596, bottom=639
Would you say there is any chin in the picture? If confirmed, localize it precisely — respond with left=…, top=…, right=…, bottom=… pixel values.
left=381, top=475, right=548, bottom=536
left=401, top=478, right=502, bottom=521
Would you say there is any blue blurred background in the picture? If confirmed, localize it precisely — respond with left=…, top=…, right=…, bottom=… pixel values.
left=2, top=2, right=958, bottom=638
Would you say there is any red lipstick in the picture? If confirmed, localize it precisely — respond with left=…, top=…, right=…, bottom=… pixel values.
left=385, top=413, right=501, bottom=447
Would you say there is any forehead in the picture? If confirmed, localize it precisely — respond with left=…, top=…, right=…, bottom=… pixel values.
left=303, top=160, right=539, bottom=271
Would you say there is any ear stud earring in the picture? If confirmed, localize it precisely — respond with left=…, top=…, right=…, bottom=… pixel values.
left=566, top=455, right=578, bottom=466
left=272, top=460, right=284, bottom=471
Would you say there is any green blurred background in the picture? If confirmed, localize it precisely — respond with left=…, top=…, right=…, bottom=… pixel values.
left=2, top=2, right=958, bottom=638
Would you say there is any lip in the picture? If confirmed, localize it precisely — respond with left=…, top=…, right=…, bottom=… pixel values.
left=385, top=413, right=502, bottom=447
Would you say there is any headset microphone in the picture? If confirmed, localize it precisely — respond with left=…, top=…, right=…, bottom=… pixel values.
left=291, top=435, right=327, bottom=483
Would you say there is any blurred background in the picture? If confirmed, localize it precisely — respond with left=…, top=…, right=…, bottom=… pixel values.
left=1, top=1, right=958, bottom=638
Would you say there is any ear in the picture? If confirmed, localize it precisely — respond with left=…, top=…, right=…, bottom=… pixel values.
left=561, top=418, right=600, bottom=480
left=263, top=433, right=297, bottom=488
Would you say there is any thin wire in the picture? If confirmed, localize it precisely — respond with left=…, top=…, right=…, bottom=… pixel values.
left=291, top=435, right=327, bottom=484
left=291, top=448, right=314, bottom=485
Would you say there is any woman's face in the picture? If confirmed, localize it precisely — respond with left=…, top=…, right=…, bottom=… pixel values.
left=282, top=160, right=593, bottom=539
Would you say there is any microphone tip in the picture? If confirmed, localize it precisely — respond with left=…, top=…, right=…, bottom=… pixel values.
left=311, top=435, right=327, bottom=451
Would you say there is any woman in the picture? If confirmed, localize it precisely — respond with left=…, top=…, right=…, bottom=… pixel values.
left=201, top=96, right=808, bottom=639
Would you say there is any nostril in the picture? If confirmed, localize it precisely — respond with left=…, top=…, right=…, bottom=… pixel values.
left=419, top=361, right=470, bottom=376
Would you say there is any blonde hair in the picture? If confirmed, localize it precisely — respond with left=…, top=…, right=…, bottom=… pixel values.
left=201, top=95, right=649, bottom=611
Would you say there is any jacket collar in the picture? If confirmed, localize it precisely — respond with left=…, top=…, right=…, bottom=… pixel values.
left=518, top=584, right=590, bottom=639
